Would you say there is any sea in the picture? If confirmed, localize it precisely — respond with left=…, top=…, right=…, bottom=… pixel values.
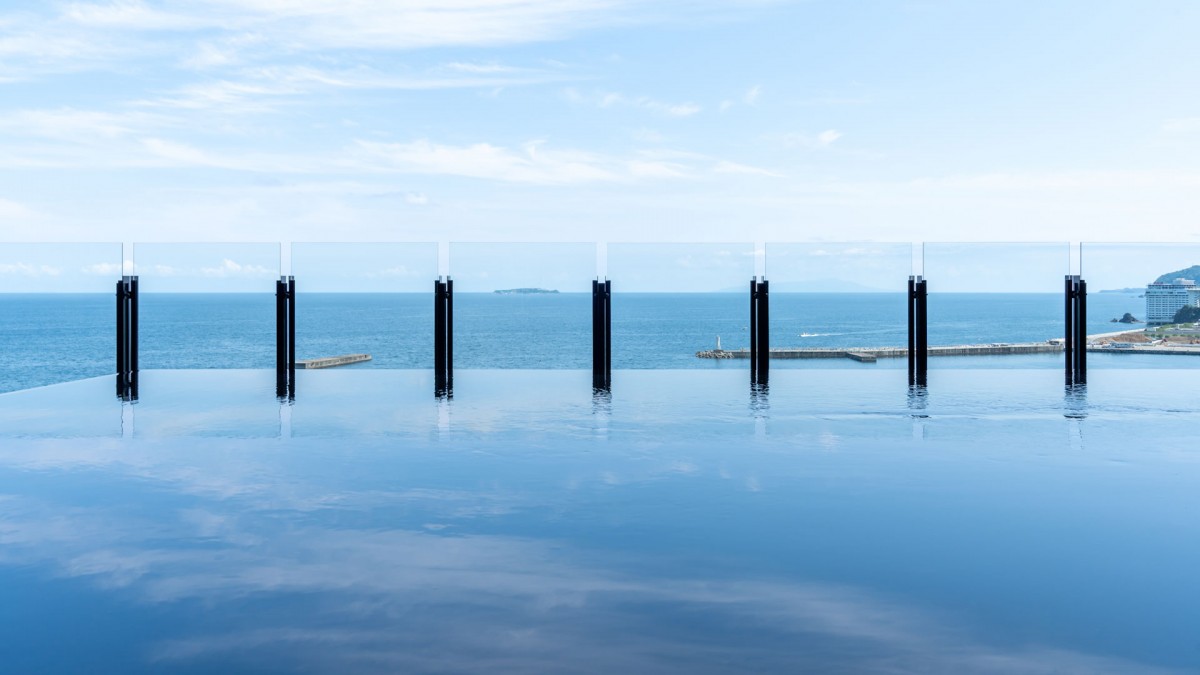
left=0, top=291, right=1172, bottom=393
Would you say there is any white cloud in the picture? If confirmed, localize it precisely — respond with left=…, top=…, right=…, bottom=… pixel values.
left=41, top=0, right=646, bottom=51
left=0, top=263, right=62, bottom=277
left=566, top=89, right=702, bottom=117
left=441, top=62, right=518, bottom=74
left=713, top=160, right=782, bottom=177
left=81, top=262, right=123, bottom=275
left=200, top=258, right=275, bottom=278
left=743, top=84, right=761, bottom=105
left=816, top=129, right=842, bottom=146
left=349, top=139, right=771, bottom=185
left=136, top=65, right=560, bottom=112
left=352, top=139, right=622, bottom=185
left=774, top=129, right=843, bottom=149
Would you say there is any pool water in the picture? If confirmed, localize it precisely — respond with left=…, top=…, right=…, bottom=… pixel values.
left=1, top=369, right=1197, bottom=673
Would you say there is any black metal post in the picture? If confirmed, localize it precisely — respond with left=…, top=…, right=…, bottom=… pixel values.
left=750, top=278, right=769, bottom=384
left=434, top=277, right=452, bottom=396
left=434, top=278, right=446, bottom=392
left=276, top=278, right=286, bottom=397
left=287, top=276, right=295, bottom=397
left=592, top=278, right=612, bottom=390
left=749, top=278, right=758, bottom=381
left=907, top=276, right=916, bottom=386
left=1065, top=275, right=1088, bottom=385
left=117, top=279, right=126, bottom=396
left=592, top=280, right=602, bottom=388
left=116, top=276, right=139, bottom=399
left=914, top=277, right=928, bottom=387
left=1064, top=275, right=1074, bottom=383
left=275, top=276, right=295, bottom=399
left=757, top=279, right=769, bottom=382
left=129, top=276, right=138, bottom=399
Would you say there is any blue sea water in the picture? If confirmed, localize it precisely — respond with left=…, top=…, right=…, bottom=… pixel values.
left=0, top=291, right=1168, bottom=393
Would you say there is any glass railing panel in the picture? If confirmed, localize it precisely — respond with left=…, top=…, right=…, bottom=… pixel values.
left=1081, top=242, right=1200, bottom=368
left=449, top=243, right=594, bottom=369
left=922, top=243, right=1070, bottom=368
left=764, top=243, right=911, bottom=368
left=290, top=243, right=436, bottom=369
left=0, top=242, right=122, bottom=392
left=132, top=243, right=280, bottom=369
left=606, top=243, right=754, bottom=368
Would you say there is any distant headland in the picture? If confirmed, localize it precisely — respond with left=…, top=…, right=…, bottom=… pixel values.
left=494, top=288, right=559, bottom=294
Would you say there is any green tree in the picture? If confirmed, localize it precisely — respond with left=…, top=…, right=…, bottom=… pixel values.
left=1172, top=305, right=1200, bottom=324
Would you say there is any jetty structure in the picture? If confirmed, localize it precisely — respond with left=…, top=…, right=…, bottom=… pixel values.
left=697, top=342, right=1061, bottom=361
left=296, top=354, right=372, bottom=369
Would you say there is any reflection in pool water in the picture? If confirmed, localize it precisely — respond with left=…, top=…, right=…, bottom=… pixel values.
left=0, top=370, right=1197, bottom=673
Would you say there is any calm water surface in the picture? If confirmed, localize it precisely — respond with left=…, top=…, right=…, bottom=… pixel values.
left=0, top=369, right=1197, bottom=673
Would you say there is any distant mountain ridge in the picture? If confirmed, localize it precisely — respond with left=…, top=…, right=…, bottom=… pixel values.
left=1154, top=265, right=1200, bottom=284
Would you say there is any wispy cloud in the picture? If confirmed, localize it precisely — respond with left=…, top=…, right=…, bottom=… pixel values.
left=771, top=129, right=843, bottom=149
left=350, top=139, right=776, bottom=185
left=0, top=0, right=682, bottom=84
left=565, top=88, right=702, bottom=117
left=200, top=258, right=275, bottom=278
left=352, top=139, right=623, bottom=185
left=0, top=262, right=62, bottom=277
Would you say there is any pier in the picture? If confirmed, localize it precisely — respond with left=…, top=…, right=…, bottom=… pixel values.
left=296, top=354, right=372, bottom=369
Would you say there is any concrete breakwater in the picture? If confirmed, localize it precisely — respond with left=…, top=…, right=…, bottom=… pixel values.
left=297, top=354, right=372, bottom=369
left=697, top=343, right=1061, bottom=360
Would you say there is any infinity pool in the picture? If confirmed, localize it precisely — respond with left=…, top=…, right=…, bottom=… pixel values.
left=1, top=370, right=1197, bottom=673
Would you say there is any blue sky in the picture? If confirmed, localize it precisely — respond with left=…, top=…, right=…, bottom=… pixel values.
left=1, top=1, right=1199, bottom=288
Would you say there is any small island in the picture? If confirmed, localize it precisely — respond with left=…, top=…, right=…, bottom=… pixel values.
left=494, top=288, right=559, bottom=294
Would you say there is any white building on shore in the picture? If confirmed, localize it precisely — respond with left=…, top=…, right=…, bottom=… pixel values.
left=1145, top=278, right=1200, bottom=324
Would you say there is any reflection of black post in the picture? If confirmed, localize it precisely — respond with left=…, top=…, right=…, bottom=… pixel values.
left=592, top=279, right=612, bottom=390
left=909, top=275, right=928, bottom=387
left=434, top=277, right=453, bottom=396
left=275, top=276, right=295, bottom=399
left=1066, top=275, right=1087, bottom=384
left=116, top=276, right=139, bottom=399
left=750, top=278, right=769, bottom=384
